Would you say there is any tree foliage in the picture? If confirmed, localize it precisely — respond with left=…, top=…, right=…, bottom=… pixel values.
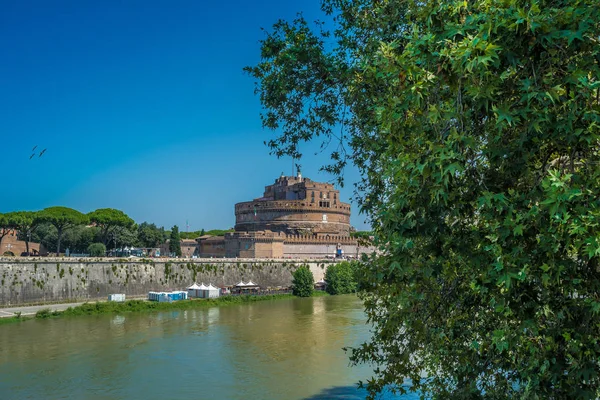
left=87, top=243, right=106, bottom=257
left=0, top=213, right=11, bottom=242
left=5, top=211, right=40, bottom=255
left=88, top=208, right=135, bottom=246
left=138, top=222, right=167, bottom=248
left=107, top=226, right=139, bottom=250
left=169, top=225, right=182, bottom=257
left=247, top=0, right=600, bottom=398
left=38, top=207, right=89, bottom=254
left=178, top=228, right=234, bottom=240
left=292, top=265, right=314, bottom=297
left=324, top=261, right=357, bottom=295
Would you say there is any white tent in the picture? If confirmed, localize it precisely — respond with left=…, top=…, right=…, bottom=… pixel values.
left=197, top=283, right=209, bottom=298
left=235, top=281, right=247, bottom=287
left=187, top=283, right=202, bottom=298
left=205, top=284, right=220, bottom=298
left=245, top=280, right=258, bottom=287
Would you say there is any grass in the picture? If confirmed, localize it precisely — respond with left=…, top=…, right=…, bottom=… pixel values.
left=0, top=291, right=330, bottom=325
left=56, top=294, right=296, bottom=318
left=0, top=314, right=28, bottom=325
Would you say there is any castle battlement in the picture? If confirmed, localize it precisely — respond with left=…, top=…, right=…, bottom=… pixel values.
left=196, top=174, right=372, bottom=259
left=234, top=173, right=352, bottom=237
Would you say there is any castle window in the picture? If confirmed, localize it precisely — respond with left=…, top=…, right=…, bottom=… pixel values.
left=319, top=200, right=330, bottom=208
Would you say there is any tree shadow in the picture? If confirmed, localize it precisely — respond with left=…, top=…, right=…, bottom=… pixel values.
left=303, top=385, right=414, bottom=399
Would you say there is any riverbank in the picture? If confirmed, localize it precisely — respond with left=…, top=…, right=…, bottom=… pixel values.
left=0, top=291, right=329, bottom=326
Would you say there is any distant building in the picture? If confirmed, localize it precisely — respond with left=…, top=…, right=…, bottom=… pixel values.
left=159, top=239, right=199, bottom=258
left=0, top=230, right=42, bottom=256
left=196, top=173, right=373, bottom=259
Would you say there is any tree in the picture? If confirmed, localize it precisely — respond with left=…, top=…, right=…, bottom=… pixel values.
left=247, top=1, right=600, bottom=398
left=137, top=222, right=167, bottom=248
left=6, top=211, right=40, bottom=255
left=87, top=243, right=106, bottom=257
left=0, top=213, right=12, bottom=244
left=169, top=225, right=182, bottom=257
left=292, top=265, right=314, bottom=297
left=87, top=208, right=135, bottom=246
left=324, top=261, right=357, bottom=295
left=108, top=226, right=139, bottom=250
left=38, top=207, right=88, bottom=255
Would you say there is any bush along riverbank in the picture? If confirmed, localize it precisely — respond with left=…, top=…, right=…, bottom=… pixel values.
left=38, top=294, right=296, bottom=319
left=0, top=291, right=330, bottom=325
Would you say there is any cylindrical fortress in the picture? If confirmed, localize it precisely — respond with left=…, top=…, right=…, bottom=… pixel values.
left=234, top=174, right=352, bottom=236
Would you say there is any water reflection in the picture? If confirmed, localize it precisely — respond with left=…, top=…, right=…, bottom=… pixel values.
left=0, top=295, right=405, bottom=400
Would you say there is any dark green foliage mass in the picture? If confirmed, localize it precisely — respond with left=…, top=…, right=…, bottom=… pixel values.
left=247, top=0, right=600, bottom=398
left=169, top=225, right=182, bottom=257
left=37, top=207, right=89, bottom=255
left=0, top=213, right=12, bottom=243
left=324, top=261, right=357, bottom=295
left=87, top=243, right=106, bottom=257
left=4, top=211, right=39, bottom=255
left=178, top=228, right=233, bottom=240
left=2, top=209, right=168, bottom=255
left=292, top=265, right=314, bottom=297
left=137, top=222, right=167, bottom=248
left=87, top=208, right=135, bottom=246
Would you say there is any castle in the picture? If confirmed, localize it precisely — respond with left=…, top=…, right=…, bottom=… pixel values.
left=196, top=173, right=370, bottom=258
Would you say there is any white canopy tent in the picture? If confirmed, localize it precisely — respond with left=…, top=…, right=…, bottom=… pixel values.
left=187, top=282, right=201, bottom=298
left=234, top=280, right=260, bottom=293
left=187, top=282, right=208, bottom=298
left=205, top=283, right=220, bottom=298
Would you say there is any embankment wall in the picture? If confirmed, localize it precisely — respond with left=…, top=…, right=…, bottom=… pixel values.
left=0, top=258, right=331, bottom=306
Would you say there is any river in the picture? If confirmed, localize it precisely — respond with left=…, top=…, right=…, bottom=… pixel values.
left=0, top=295, right=416, bottom=399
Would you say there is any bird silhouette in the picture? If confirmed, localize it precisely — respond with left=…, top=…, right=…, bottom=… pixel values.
left=39, top=149, right=47, bottom=158
left=29, top=153, right=35, bottom=160
left=32, top=145, right=38, bottom=152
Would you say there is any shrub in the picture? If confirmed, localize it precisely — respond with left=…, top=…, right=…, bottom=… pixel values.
left=87, top=243, right=106, bottom=257
left=325, top=261, right=357, bottom=295
left=292, top=265, right=314, bottom=297
left=35, top=308, right=51, bottom=319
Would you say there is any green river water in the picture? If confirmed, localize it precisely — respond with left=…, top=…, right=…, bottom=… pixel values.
left=0, top=295, right=414, bottom=399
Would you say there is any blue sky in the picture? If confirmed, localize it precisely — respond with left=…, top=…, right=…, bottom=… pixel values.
left=0, top=0, right=368, bottom=231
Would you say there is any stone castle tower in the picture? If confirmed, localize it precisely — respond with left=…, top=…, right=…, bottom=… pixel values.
left=233, top=172, right=352, bottom=237
left=197, top=173, right=369, bottom=259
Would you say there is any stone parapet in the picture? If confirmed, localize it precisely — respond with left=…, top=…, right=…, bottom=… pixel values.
left=0, top=258, right=334, bottom=306
left=283, top=235, right=358, bottom=245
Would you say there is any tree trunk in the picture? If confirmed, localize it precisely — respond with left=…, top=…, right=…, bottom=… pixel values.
left=56, top=227, right=62, bottom=255
left=25, top=239, right=30, bottom=256
left=102, top=226, right=110, bottom=246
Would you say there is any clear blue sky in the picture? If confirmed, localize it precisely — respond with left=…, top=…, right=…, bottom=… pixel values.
left=0, top=0, right=368, bottom=231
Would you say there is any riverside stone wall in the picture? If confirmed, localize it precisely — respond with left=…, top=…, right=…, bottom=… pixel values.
left=0, top=258, right=331, bottom=306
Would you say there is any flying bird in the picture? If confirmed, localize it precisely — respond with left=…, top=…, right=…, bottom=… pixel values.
left=29, top=153, right=35, bottom=160
left=32, top=145, right=38, bottom=152
left=39, top=149, right=47, bottom=158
